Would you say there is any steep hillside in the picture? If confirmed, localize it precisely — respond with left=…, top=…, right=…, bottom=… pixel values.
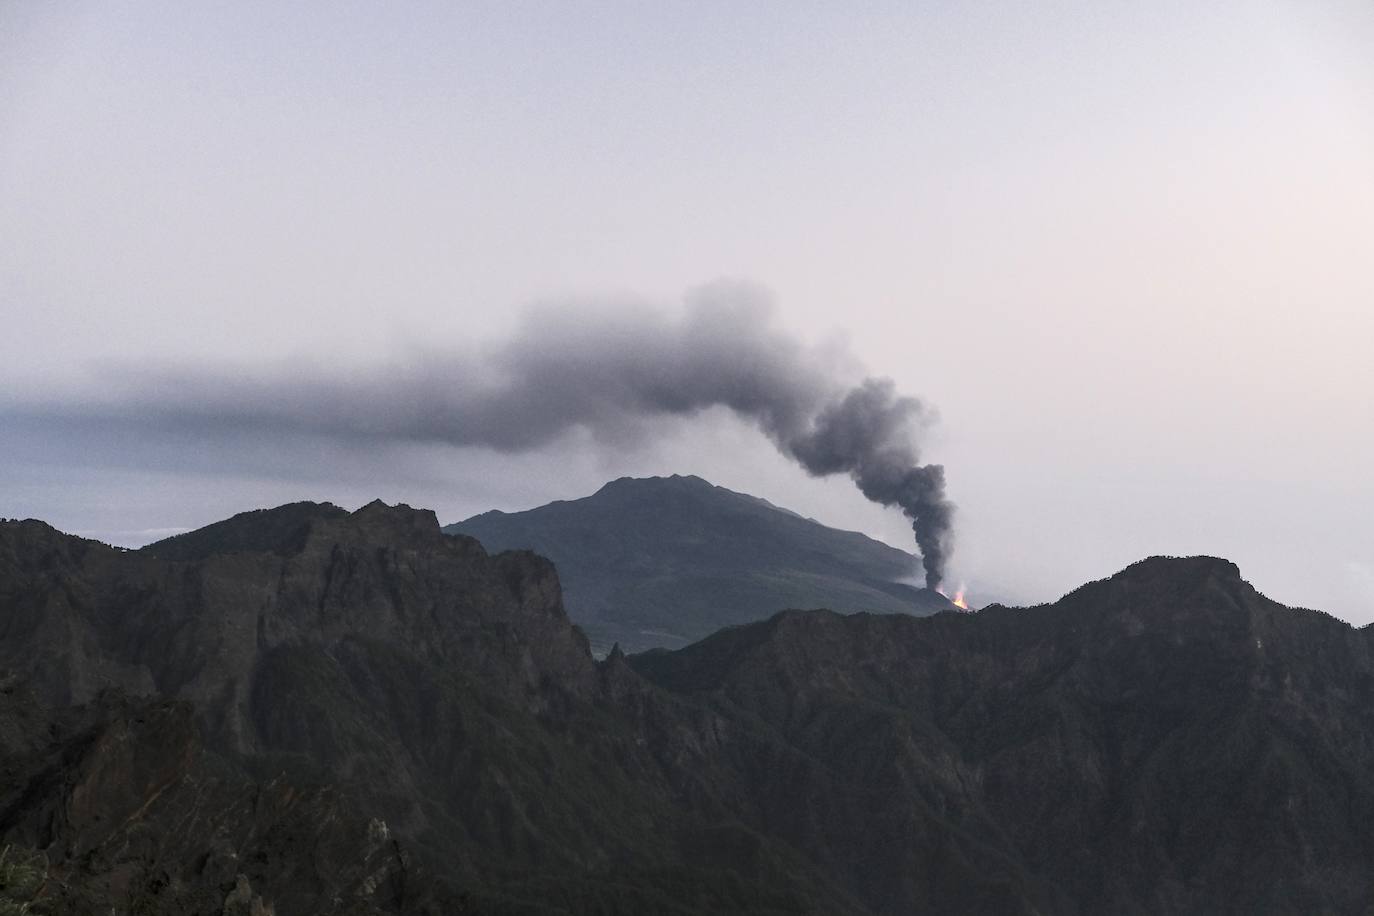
left=4, top=502, right=1374, bottom=914
left=446, top=475, right=952, bottom=654
left=634, top=556, right=1374, bottom=915
left=0, top=681, right=421, bottom=914
left=0, top=503, right=864, bottom=914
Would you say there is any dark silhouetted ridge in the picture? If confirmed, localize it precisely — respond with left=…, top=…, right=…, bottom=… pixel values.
left=140, top=500, right=348, bottom=560
left=3, top=502, right=1372, bottom=915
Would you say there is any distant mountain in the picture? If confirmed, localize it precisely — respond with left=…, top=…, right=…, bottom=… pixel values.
left=445, top=474, right=953, bottom=654
left=4, top=503, right=1374, bottom=914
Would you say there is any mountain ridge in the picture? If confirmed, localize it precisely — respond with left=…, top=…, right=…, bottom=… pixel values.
left=631, top=552, right=1374, bottom=914
left=3, top=502, right=1374, bottom=913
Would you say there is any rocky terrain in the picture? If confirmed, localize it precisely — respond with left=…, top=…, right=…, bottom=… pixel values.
left=2, top=501, right=1373, bottom=914
left=0, top=502, right=857, bottom=914
left=446, top=475, right=952, bottom=655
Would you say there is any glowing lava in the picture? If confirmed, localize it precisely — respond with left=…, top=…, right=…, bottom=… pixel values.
left=938, top=586, right=971, bottom=611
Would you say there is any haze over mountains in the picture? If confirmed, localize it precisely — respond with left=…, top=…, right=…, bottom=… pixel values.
left=445, top=475, right=954, bottom=654
left=3, top=499, right=1374, bottom=913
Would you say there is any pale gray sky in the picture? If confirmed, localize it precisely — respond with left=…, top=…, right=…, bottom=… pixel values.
left=3, top=1, right=1372, bottom=619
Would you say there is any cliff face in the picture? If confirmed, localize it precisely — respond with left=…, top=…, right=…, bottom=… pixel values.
left=0, top=682, right=415, bottom=915
left=0, top=504, right=609, bottom=913
left=4, top=504, right=1374, bottom=915
left=0, top=501, right=595, bottom=750
left=0, top=503, right=863, bottom=914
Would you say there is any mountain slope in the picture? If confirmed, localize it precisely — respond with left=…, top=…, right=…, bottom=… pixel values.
left=633, top=556, right=1374, bottom=915
left=5, top=502, right=1374, bottom=914
left=0, top=503, right=868, bottom=915
left=445, top=474, right=952, bottom=654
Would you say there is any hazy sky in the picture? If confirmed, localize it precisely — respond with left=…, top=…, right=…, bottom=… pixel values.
left=3, top=1, right=1372, bottom=620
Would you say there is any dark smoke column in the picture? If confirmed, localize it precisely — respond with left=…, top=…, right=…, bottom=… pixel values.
left=785, top=379, right=953, bottom=590
left=49, top=286, right=956, bottom=588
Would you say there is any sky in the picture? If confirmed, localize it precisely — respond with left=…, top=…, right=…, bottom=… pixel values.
left=2, top=1, right=1372, bottom=619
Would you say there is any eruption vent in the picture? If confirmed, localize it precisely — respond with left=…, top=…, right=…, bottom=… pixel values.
left=46, top=285, right=957, bottom=587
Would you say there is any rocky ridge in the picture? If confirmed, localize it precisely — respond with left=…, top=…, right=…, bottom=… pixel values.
left=1, top=504, right=1372, bottom=914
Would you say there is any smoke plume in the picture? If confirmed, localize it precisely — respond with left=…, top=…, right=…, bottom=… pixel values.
left=47, top=285, right=956, bottom=588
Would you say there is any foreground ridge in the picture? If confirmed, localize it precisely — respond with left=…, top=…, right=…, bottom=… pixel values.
left=1, top=505, right=1372, bottom=914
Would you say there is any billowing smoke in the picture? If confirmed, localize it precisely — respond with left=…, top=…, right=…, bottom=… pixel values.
left=45, top=285, right=956, bottom=588
left=788, top=379, right=953, bottom=591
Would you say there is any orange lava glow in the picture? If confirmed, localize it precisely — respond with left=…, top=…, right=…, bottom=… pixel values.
left=952, top=590, right=969, bottom=611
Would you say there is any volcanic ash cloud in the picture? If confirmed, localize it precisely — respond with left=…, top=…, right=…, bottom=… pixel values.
left=33, top=284, right=957, bottom=588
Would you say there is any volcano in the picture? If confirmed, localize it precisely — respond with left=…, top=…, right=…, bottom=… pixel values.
left=445, top=474, right=955, bottom=654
